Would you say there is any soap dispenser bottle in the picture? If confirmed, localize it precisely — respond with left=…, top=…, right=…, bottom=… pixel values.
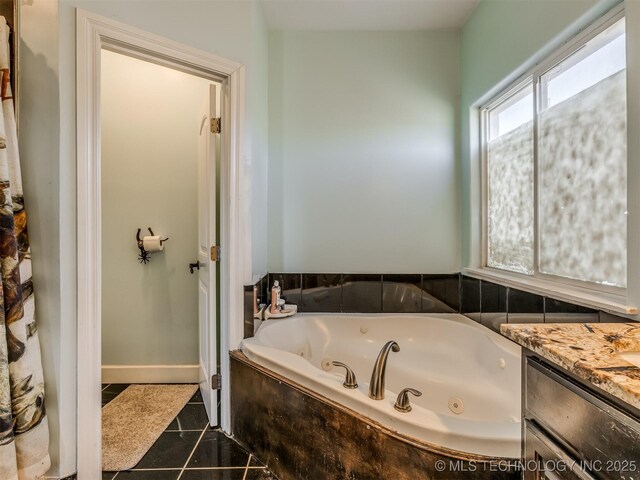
left=270, top=280, right=281, bottom=314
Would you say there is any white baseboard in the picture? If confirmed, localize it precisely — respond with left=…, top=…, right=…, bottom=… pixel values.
left=101, top=364, right=199, bottom=384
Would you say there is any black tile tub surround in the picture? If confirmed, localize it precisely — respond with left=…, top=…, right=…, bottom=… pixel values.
left=245, top=274, right=270, bottom=339
left=480, top=281, right=507, bottom=333
left=259, top=274, right=268, bottom=305
left=506, top=287, right=544, bottom=324
left=244, top=284, right=255, bottom=339
left=461, top=275, right=481, bottom=322
left=342, top=273, right=383, bottom=312
left=257, top=272, right=632, bottom=326
left=422, top=274, right=460, bottom=313
left=460, top=277, right=545, bottom=325
left=382, top=274, right=421, bottom=312
left=459, top=275, right=637, bottom=327
left=545, top=297, right=598, bottom=323
left=297, top=273, right=461, bottom=314
left=300, top=273, right=342, bottom=312
left=599, top=310, right=634, bottom=323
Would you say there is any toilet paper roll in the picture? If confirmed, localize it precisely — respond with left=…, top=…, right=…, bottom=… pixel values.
left=142, top=235, right=164, bottom=252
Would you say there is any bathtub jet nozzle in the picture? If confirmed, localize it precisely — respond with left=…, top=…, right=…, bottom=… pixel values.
left=368, top=340, right=400, bottom=400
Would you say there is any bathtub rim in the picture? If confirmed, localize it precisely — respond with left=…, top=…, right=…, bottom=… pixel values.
left=230, top=349, right=519, bottom=464
left=252, top=311, right=521, bottom=358
left=243, top=312, right=521, bottom=457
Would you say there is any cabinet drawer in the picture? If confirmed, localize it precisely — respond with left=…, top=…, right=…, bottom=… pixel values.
left=525, top=422, right=596, bottom=480
left=526, top=359, right=640, bottom=471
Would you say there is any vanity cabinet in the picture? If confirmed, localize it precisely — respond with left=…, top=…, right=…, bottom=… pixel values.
left=525, top=424, right=593, bottom=480
left=523, top=354, right=640, bottom=480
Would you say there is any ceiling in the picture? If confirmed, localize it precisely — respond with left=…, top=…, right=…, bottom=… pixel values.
left=260, top=0, right=480, bottom=31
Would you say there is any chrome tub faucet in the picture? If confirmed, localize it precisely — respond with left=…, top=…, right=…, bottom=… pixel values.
left=368, top=340, right=400, bottom=400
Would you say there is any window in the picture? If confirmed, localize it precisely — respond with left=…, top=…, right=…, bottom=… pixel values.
left=482, top=13, right=627, bottom=290
left=486, top=84, right=534, bottom=275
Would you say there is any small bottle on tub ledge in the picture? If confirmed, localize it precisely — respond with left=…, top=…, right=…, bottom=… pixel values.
left=264, top=280, right=297, bottom=320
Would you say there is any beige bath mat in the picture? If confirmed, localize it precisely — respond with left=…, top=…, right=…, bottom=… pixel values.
left=102, top=384, right=198, bottom=471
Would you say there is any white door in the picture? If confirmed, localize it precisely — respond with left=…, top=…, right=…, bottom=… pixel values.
left=198, top=84, right=219, bottom=425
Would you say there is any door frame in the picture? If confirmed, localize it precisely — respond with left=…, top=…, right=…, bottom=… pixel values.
left=76, top=10, right=246, bottom=479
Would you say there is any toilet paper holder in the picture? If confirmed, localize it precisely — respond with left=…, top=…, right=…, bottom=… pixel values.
left=136, top=227, right=169, bottom=264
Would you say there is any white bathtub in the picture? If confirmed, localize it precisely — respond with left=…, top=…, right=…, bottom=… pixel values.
left=241, top=313, right=521, bottom=458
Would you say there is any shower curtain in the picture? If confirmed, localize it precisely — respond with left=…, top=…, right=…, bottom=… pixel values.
left=0, top=16, right=51, bottom=480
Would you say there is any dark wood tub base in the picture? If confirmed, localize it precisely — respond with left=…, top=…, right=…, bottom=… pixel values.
left=230, top=351, right=520, bottom=480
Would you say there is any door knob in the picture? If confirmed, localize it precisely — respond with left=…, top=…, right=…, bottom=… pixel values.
left=189, top=261, right=201, bottom=274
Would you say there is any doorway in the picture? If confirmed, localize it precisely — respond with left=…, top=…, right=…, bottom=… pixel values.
left=99, top=47, right=220, bottom=467
left=77, top=10, right=246, bottom=479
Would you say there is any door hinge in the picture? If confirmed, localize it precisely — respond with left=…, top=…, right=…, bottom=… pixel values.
left=211, top=117, right=221, bottom=134
left=210, top=245, right=220, bottom=262
left=211, top=373, right=221, bottom=390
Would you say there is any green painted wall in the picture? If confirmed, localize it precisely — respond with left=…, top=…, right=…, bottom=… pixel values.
left=459, top=0, right=618, bottom=266
left=268, top=30, right=460, bottom=273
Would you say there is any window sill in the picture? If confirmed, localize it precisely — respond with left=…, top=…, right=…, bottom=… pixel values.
left=463, top=267, right=638, bottom=315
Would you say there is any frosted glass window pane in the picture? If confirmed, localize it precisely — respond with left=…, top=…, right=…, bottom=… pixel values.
left=487, top=85, right=534, bottom=275
left=539, top=21, right=627, bottom=287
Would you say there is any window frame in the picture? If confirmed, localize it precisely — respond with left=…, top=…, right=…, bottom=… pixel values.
left=479, top=5, right=627, bottom=301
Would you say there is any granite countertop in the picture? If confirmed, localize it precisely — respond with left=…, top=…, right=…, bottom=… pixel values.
left=501, top=322, right=640, bottom=410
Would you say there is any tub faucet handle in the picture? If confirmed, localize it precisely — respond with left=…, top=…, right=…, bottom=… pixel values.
left=332, top=361, right=358, bottom=389
left=394, top=388, right=422, bottom=413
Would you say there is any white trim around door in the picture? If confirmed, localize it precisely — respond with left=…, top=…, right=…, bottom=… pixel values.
left=76, top=9, right=246, bottom=479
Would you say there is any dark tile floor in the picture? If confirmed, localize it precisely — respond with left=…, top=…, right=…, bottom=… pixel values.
left=101, top=384, right=277, bottom=480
